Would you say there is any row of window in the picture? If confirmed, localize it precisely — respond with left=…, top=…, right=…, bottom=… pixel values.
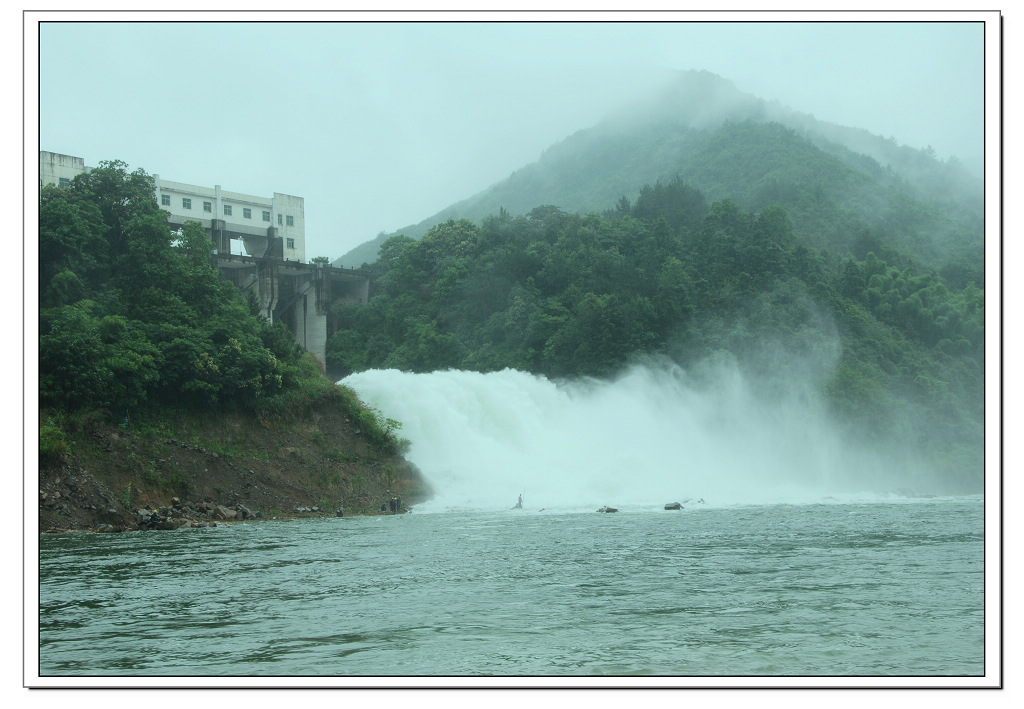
left=160, top=193, right=294, bottom=226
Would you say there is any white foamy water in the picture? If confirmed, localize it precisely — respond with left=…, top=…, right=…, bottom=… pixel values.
left=342, top=361, right=929, bottom=513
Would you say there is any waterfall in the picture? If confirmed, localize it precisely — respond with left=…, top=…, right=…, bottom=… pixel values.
left=342, top=360, right=920, bottom=513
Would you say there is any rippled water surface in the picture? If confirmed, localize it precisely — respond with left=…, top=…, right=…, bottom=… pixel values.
left=38, top=498, right=984, bottom=678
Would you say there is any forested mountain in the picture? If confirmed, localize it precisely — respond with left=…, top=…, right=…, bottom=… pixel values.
left=325, top=72, right=985, bottom=493
left=328, top=200, right=983, bottom=493
left=335, top=70, right=982, bottom=276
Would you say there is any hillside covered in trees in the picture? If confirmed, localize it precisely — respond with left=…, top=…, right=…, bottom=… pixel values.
left=327, top=183, right=984, bottom=494
left=323, top=71, right=984, bottom=495
left=38, top=162, right=422, bottom=527
left=336, top=71, right=982, bottom=277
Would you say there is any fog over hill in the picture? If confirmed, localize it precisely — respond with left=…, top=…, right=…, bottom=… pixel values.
left=323, top=67, right=985, bottom=496
left=336, top=71, right=981, bottom=271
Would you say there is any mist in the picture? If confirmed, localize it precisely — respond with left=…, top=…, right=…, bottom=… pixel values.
left=342, top=350, right=938, bottom=513
left=36, top=17, right=988, bottom=261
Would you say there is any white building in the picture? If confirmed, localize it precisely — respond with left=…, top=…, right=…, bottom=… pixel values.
left=39, top=151, right=306, bottom=263
left=39, top=151, right=86, bottom=189
left=154, top=178, right=305, bottom=263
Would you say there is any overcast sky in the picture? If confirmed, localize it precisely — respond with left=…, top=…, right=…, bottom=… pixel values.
left=36, top=14, right=989, bottom=261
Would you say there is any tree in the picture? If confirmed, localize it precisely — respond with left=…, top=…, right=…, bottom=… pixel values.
left=39, top=303, right=112, bottom=410
left=654, top=257, right=692, bottom=328
left=39, top=158, right=311, bottom=416
left=631, top=177, right=708, bottom=234
left=418, top=219, right=479, bottom=271
left=39, top=185, right=108, bottom=300
left=840, top=256, right=866, bottom=298
left=68, top=160, right=163, bottom=257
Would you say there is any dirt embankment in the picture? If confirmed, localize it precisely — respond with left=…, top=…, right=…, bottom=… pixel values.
left=38, top=404, right=431, bottom=533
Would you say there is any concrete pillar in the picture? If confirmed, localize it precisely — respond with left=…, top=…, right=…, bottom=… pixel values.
left=209, top=219, right=227, bottom=252
left=305, top=300, right=328, bottom=366
left=256, top=260, right=278, bottom=321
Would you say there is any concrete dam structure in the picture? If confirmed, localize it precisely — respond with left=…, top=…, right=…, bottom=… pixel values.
left=214, top=249, right=368, bottom=368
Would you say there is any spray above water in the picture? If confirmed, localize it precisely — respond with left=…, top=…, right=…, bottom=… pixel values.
left=342, top=359, right=927, bottom=513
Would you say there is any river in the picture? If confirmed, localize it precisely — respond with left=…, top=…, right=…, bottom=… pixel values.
left=37, top=498, right=983, bottom=681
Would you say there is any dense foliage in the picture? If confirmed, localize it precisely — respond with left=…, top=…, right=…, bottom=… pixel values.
left=39, top=161, right=300, bottom=415
left=38, top=161, right=403, bottom=455
left=327, top=178, right=984, bottom=490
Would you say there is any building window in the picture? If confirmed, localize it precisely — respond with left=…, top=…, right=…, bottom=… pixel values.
left=286, top=238, right=295, bottom=249
left=182, top=198, right=192, bottom=209
left=58, top=177, right=70, bottom=188
left=223, top=205, right=232, bottom=216
left=161, top=194, right=171, bottom=206
left=286, top=215, right=294, bottom=227
left=262, top=211, right=271, bottom=222
left=277, top=214, right=283, bottom=225
left=203, top=201, right=212, bottom=213
left=243, top=207, right=252, bottom=219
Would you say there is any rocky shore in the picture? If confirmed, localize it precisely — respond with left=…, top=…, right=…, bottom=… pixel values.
left=38, top=404, right=428, bottom=534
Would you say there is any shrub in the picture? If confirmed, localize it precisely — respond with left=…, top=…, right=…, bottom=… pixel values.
left=39, top=420, right=70, bottom=462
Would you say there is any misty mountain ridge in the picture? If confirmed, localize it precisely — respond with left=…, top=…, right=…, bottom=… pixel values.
left=335, top=70, right=982, bottom=271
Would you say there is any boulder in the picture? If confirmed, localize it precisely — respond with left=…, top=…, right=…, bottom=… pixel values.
left=96, top=507, right=122, bottom=523
left=213, top=506, right=237, bottom=521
